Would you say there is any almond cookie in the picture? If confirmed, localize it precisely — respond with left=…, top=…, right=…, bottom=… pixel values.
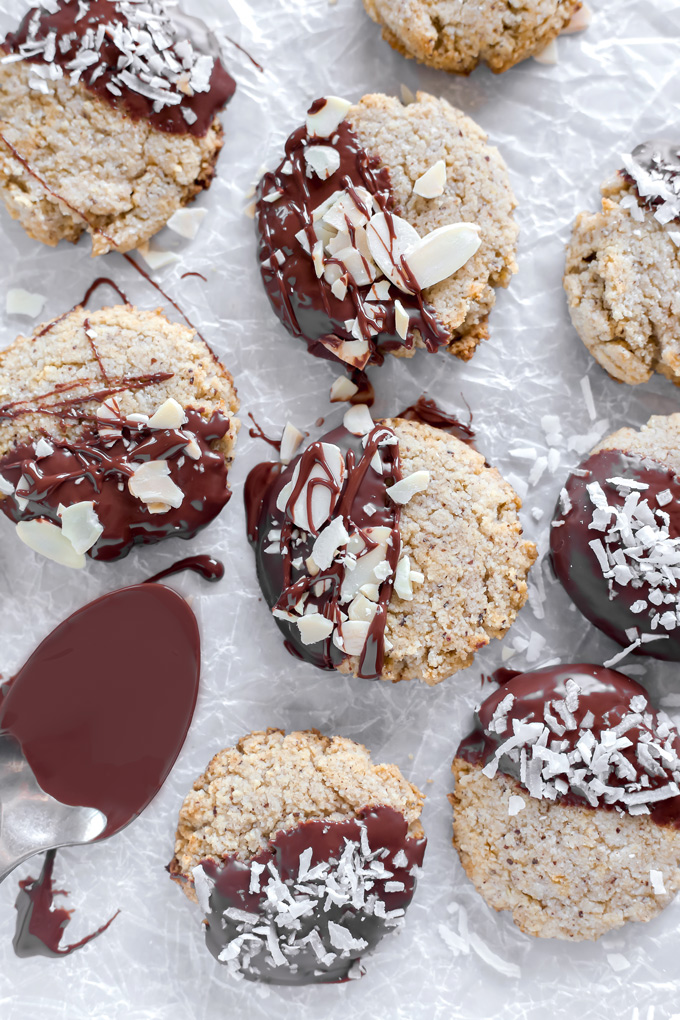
left=362, top=0, right=581, bottom=74
left=0, top=303, right=239, bottom=565
left=169, top=728, right=426, bottom=984
left=0, top=1, right=235, bottom=255
left=256, top=92, right=518, bottom=371
left=551, top=413, right=680, bottom=663
left=564, top=141, right=680, bottom=386
left=245, top=406, right=536, bottom=685
left=450, top=664, right=680, bottom=940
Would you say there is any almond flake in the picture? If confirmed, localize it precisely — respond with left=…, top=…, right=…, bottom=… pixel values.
left=413, top=160, right=446, bottom=199
left=386, top=470, right=430, bottom=505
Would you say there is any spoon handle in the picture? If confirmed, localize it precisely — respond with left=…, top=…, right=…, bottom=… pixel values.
left=0, top=733, right=106, bottom=883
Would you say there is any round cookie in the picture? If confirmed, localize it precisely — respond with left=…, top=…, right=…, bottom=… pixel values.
left=564, top=141, right=680, bottom=386
left=169, top=729, right=426, bottom=984
left=256, top=92, right=518, bottom=370
left=245, top=406, right=536, bottom=685
left=450, top=664, right=680, bottom=940
left=0, top=1, right=235, bottom=255
left=551, top=413, right=680, bottom=662
left=0, top=303, right=239, bottom=565
left=362, top=0, right=580, bottom=74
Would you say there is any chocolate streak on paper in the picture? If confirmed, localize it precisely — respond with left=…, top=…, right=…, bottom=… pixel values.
left=256, top=106, right=449, bottom=368
left=146, top=554, right=224, bottom=583
left=457, top=663, right=680, bottom=827
left=195, top=806, right=426, bottom=985
left=398, top=396, right=475, bottom=444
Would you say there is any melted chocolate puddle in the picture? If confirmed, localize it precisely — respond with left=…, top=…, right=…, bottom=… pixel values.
left=14, top=850, right=119, bottom=959
left=0, top=584, right=200, bottom=838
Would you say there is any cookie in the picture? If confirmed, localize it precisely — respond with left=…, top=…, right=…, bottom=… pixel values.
left=256, top=92, right=518, bottom=370
left=551, top=414, right=680, bottom=663
left=245, top=406, right=536, bottom=685
left=450, top=664, right=680, bottom=940
left=564, top=141, right=680, bottom=386
left=0, top=303, right=239, bottom=565
left=169, top=728, right=426, bottom=984
left=0, top=1, right=235, bottom=255
left=362, top=0, right=581, bottom=75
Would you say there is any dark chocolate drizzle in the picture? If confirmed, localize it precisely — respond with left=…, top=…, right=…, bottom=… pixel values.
left=195, top=806, right=425, bottom=985
left=3, top=0, right=235, bottom=138
left=146, top=554, right=224, bottom=584
left=256, top=101, right=449, bottom=369
left=0, top=403, right=233, bottom=562
left=245, top=419, right=403, bottom=679
left=457, top=663, right=680, bottom=827
left=398, top=396, right=475, bottom=444
left=550, top=449, right=680, bottom=661
left=0, top=582, right=200, bottom=839
left=14, top=850, right=118, bottom=959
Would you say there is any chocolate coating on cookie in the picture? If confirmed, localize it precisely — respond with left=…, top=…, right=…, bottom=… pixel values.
left=256, top=99, right=449, bottom=369
left=0, top=405, right=232, bottom=561
left=2, top=0, right=235, bottom=137
left=457, top=663, right=680, bottom=826
left=550, top=449, right=680, bottom=660
left=245, top=414, right=403, bottom=678
left=194, top=806, right=425, bottom=985
left=622, top=140, right=680, bottom=229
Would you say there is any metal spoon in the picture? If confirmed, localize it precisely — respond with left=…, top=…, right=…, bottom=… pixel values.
left=0, top=733, right=106, bottom=885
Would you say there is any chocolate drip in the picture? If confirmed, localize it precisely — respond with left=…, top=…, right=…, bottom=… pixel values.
left=256, top=105, right=449, bottom=369
left=398, top=396, right=475, bottom=444
left=247, top=412, right=282, bottom=451
left=245, top=421, right=402, bottom=679
left=14, top=850, right=118, bottom=959
left=197, top=806, right=425, bottom=985
left=457, top=663, right=680, bottom=827
left=146, top=554, right=224, bottom=584
left=550, top=449, right=680, bottom=661
left=0, top=583, right=200, bottom=839
left=3, top=0, right=235, bottom=138
left=0, top=405, right=233, bottom=562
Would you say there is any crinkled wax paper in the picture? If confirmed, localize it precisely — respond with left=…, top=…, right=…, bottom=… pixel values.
left=0, top=0, right=679, bottom=1017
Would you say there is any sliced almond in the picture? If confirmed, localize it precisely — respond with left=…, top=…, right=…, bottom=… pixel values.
left=6, top=288, right=46, bottom=318
left=166, top=207, right=207, bottom=239
left=340, top=526, right=391, bottom=602
left=562, top=2, right=592, bottom=33
left=386, top=470, right=430, bottom=505
left=404, top=223, right=481, bottom=290
left=311, top=516, right=349, bottom=570
left=306, top=96, right=352, bottom=138
left=297, top=613, right=334, bottom=645
left=413, top=160, right=447, bottom=199
left=276, top=442, right=345, bottom=533
left=365, top=211, right=420, bottom=293
left=322, top=189, right=372, bottom=232
left=303, top=145, right=340, bottom=180
left=57, top=501, right=103, bottom=555
left=330, top=376, right=359, bottom=402
left=34, top=438, right=54, bottom=458
left=319, top=337, right=371, bottom=370
left=330, top=276, right=348, bottom=301
left=148, top=397, right=187, bottom=430
left=348, top=593, right=378, bottom=623
left=533, top=38, right=558, bottom=64
left=280, top=423, right=305, bottom=465
left=128, top=460, right=184, bottom=510
left=367, top=280, right=391, bottom=301
left=343, top=404, right=374, bottom=436
left=16, top=518, right=86, bottom=569
left=334, top=246, right=376, bottom=287
left=333, top=619, right=370, bottom=656
left=394, top=555, right=413, bottom=600
left=394, top=299, right=409, bottom=340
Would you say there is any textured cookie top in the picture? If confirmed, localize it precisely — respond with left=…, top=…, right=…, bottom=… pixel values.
left=256, top=92, right=516, bottom=369
left=2, top=0, right=235, bottom=136
left=564, top=168, right=680, bottom=386
left=551, top=414, right=680, bottom=661
left=0, top=303, right=239, bottom=563
left=171, top=729, right=425, bottom=878
left=246, top=408, right=535, bottom=685
left=457, top=664, right=680, bottom=825
left=362, top=0, right=579, bottom=74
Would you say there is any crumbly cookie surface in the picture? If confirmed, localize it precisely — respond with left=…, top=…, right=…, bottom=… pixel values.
left=564, top=173, right=680, bottom=386
left=0, top=62, right=223, bottom=255
left=0, top=303, right=239, bottom=466
left=362, top=0, right=579, bottom=74
left=171, top=729, right=425, bottom=899
left=593, top=413, right=680, bottom=472
left=451, top=759, right=680, bottom=940
left=349, top=92, right=518, bottom=359
left=339, top=419, right=536, bottom=685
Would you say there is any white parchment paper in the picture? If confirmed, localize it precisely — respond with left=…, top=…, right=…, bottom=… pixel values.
left=0, top=1, right=680, bottom=1017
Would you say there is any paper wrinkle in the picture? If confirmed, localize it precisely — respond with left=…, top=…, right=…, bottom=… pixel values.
left=0, top=0, right=679, bottom=1017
